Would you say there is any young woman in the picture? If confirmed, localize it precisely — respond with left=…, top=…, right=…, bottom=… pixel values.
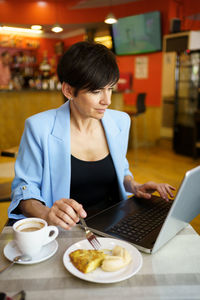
left=8, top=41, right=175, bottom=230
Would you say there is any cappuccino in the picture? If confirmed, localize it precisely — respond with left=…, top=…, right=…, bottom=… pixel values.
left=16, top=221, right=44, bottom=233
left=20, top=226, right=42, bottom=232
left=13, top=218, right=59, bottom=257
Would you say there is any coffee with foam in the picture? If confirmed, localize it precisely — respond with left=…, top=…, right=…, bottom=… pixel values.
left=13, top=218, right=59, bottom=257
left=16, top=221, right=45, bottom=232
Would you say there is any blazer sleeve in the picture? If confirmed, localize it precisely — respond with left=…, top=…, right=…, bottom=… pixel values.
left=8, top=117, right=46, bottom=220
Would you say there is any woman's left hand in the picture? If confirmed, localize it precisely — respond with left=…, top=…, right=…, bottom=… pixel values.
left=133, top=181, right=175, bottom=201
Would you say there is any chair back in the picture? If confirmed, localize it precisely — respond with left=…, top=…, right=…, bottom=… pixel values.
left=136, top=93, right=146, bottom=115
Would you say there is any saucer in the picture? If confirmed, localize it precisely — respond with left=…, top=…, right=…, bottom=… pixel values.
left=4, top=240, right=58, bottom=264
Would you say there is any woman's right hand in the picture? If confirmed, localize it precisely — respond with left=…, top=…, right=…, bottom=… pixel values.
left=46, top=198, right=87, bottom=230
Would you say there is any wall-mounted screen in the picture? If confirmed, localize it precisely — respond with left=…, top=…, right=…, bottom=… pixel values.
left=112, top=11, right=162, bottom=55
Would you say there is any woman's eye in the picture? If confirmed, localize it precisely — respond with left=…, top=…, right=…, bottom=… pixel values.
left=92, top=90, right=101, bottom=94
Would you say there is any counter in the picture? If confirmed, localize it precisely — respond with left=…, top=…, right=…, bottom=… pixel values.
left=0, top=90, right=162, bottom=151
left=0, top=90, right=64, bottom=150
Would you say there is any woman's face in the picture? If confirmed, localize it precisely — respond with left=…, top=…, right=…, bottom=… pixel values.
left=71, top=84, right=113, bottom=119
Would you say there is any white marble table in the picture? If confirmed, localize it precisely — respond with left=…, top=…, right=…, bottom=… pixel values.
left=0, top=225, right=200, bottom=300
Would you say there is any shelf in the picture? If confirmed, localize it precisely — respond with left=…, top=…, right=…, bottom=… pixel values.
left=0, top=46, right=38, bottom=51
left=176, top=96, right=197, bottom=100
left=11, top=63, right=37, bottom=70
left=176, top=113, right=194, bottom=127
left=179, top=65, right=193, bottom=68
left=178, top=80, right=199, bottom=83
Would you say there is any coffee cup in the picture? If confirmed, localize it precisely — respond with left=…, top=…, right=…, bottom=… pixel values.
left=13, top=218, right=59, bottom=257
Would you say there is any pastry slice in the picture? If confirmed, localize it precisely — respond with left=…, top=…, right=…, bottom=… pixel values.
left=69, top=249, right=106, bottom=273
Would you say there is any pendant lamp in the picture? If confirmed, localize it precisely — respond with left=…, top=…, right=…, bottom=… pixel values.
left=51, top=0, right=63, bottom=33
left=104, top=12, right=117, bottom=24
left=104, top=0, right=117, bottom=24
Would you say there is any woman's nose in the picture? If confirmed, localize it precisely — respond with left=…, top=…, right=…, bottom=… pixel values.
left=100, top=91, right=111, bottom=106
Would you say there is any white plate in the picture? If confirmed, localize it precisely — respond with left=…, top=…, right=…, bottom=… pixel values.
left=63, top=237, right=143, bottom=283
left=4, top=240, right=58, bottom=264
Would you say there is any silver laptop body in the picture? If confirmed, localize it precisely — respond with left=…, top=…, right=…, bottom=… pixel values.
left=85, top=166, right=200, bottom=253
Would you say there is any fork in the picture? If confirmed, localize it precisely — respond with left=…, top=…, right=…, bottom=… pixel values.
left=79, top=217, right=101, bottom=250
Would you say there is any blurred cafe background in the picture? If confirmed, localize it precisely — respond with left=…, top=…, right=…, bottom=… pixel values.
left=0, top=0, right=200, bottom=232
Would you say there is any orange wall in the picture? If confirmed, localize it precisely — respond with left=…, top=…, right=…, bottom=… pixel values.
left=4, top=0, right=200, bottom=34
left=36, top=37, right=61, bottom=64
left=1, top=0, right=200, bottom=107
left=181, top=0, right=200, bottom=31
left=62, top=34, right=85, bottom=49
left=0, top=0, right=170, bottom=31
left=117, top=53, right=163, bottom=106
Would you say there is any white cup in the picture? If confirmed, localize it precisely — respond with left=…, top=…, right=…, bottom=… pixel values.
left=13, top=218, right=59, bottom=257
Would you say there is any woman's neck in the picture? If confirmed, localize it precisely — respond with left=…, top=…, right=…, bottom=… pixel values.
left=70, top=101, right=100, bottom=133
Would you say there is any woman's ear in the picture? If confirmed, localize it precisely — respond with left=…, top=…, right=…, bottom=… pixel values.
left=62, top=82, right=74, bottom=100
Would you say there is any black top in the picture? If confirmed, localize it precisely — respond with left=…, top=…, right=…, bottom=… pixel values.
left=70, top=154, right=120, bottom=217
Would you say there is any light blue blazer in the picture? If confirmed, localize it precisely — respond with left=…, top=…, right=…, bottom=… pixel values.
left=8, top=101, right=133, bottom=220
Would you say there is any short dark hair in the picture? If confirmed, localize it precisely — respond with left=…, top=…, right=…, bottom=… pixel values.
left=57, top=41, right=119, bottom=96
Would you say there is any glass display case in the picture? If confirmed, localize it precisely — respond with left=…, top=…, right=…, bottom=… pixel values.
left=173, top=51, right=200, bottom=156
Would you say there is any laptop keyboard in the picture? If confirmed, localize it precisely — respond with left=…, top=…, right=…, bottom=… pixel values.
left=108, top=200, right=173, bottom=242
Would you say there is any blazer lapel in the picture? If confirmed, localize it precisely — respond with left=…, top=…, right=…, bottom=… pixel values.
left=102, top=111, right=124, bottom=182
left=49, top=102, right=71, bottom=201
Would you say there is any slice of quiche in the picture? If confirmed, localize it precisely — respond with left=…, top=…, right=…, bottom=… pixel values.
left=69, top=249, right=106, bottom=273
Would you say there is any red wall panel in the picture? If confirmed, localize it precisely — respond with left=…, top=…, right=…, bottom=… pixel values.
left=118, top=52, right=162, bottom=106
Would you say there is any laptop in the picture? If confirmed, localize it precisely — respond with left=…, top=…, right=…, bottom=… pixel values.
left=85, top=166, right=200, bottom=253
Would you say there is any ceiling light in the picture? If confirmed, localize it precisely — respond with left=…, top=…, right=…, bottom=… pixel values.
left=37, top=1, right=47, bottom=7
left=104, top=13, right=117, bottom=24
left=51, top=24, right=63, bottom=33
left=0, top=26, right=43, bottom=34
left=31, top=25, right=42, bottom=30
